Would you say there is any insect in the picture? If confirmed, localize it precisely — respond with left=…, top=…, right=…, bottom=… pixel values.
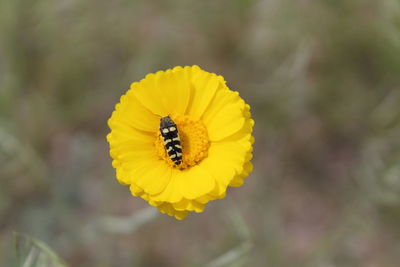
left=160, top=116, right=182, bottom=165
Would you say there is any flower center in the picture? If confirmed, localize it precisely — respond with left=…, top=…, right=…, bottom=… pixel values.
left=155, top=114, right=210, bottom=169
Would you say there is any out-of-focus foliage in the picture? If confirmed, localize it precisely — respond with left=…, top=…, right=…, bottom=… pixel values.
left=14, top=232, right=66, bottom=267
left=1, top=0, right=400, bottom=266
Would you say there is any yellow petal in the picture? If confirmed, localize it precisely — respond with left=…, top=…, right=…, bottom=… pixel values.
left=109, top=91, right=159, bottom=133
left=108, top=129, right=154, bottom=154
left=108, top=124, right=157, bottom=186
left=229, top=177, right=244, bottom=187
left=158, top=66, right=191, bottom=115
left=149, top=171, right=183, bottom=203
left=107, top=118, right=155, bottom=164
left=177, top=165, right=215, bottom=199
left=200, top=133, right=252, bottom=191
left=171, top=199, right=190, bottom=211
left=133, top=160, right=172, bottom=195
left=202, top=89, right=246, bottom=142
left=174, top=211, right=189, bottom=220
left=133, top=67, right=191, bottom=117
left=114, top=144, right=156, bottom=164
left=157, top=202, right=189, bottom=220
left=196, top=194, right=213, bottom=204
left=200, top=146, right=237, bottom=190
left=130, top=74, right=169, bottom=116
left=218, top=115, right=254, bottom=144
left=172, top=199, right=205, bottom=213
left=115, top=166, right=131, bottom=185
left=129, top=184, right=144, bottom=196
left=113, top=141, right=171, bottom=195
left=230, top=158, right=253, bottom=187
left=188, top=201, right=205, bottom=213
left=186, top=66, right=221, bottom=120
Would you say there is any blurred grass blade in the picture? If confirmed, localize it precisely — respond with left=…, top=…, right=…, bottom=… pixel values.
left=205, top=241, right=253, bottom=267
left=14, top=232, right=67, bottom=267
left=94, top=206, right=158, bottom=234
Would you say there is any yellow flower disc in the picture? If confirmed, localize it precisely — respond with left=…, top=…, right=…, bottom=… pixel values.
left=154, top=114, right=210, bottom=169
left=107, top=66, right=254, bottom=220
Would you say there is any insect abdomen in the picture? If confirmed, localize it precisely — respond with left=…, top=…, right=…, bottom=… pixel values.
left=160, top=116, right=182, bottom=165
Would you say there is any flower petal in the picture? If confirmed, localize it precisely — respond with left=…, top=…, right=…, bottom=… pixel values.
left=172, top=199, right=205, bottom=213
left=157, top=202, right=189, bottom=220
left=107, top=125, right=154, bottom=153
left=186, top=66, right=221, bottom=120
left=158, top=66, right=191, bottom=115
left=132, top=160, right=172, bottom=195
left=177, top=165, right=215, bottom=199
left=109, top=91, right=159, bottom=133
left=202, top=88, right=246, bottom=142
left=131, top=73, right=169, bottom=116
left=230, top=161, right=253, bottom=187
left=200, top=129, right=252, bottom=190
left=133, top=67, right=191, bottom=117
left=115, top=165, right=131, bottom=185
left=150, top=171, right=183, bottom=203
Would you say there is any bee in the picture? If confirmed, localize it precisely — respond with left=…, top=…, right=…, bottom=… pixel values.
left=160, top=116, right=182, bottom=165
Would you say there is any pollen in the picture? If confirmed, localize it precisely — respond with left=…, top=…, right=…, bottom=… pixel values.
left=155, top=114, right=210, bottom=169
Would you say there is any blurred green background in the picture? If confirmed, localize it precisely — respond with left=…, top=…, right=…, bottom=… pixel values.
left=1, top=0, right=400, bottom=266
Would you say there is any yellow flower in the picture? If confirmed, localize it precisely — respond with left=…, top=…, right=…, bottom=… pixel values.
left=107, top=66, right=254, bottom=220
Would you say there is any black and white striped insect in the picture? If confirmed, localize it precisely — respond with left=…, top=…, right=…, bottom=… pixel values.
left=160, top=116, right=182, bottom=165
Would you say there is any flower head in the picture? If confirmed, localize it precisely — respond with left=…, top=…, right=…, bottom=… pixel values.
left=107, top=66, right=254, bottom=220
